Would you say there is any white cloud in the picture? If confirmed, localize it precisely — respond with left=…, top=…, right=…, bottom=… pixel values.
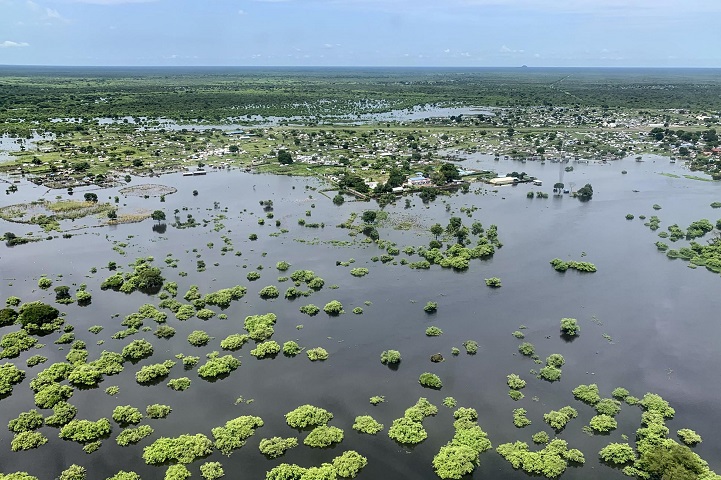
left=0, top=40, right=30, bottom=47
left=500, top=45, right=524, bottom=54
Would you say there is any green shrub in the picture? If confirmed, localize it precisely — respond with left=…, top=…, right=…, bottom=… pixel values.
left=299, top=304, right=320, bottom=316
left=462, top=340, right=478, bottom=354
left=352, top=415, right=384, bottom=435
left=187, top=330, right=211, bottom=347
left=589, top=414, right=617, bottom=433
left=285, top=405, right=333, bottom=429
left=135, top=361, right=175, bottom=383
left=543, top=406, right=578, bottom=431
left=560, top=318, right=580, bottom=336
left=11, top=431, right=48, bottom=451
left=212, top=415, right=264, bottom=455
left=259, top=285, right=280, bottom=299
left=380, top=349, right=401, bottom=365
left=220, top=334, right=249, bottom=351
left=200, top=462, right=224, bottom=480
left=59, top=464, right=86, bottom=480
left=332, top=450, right=368, bottom=478
left=425, top=326, right=443, bottom=336
left=282, top=341, right=302, bottom=356
left=307, top=347, right=328, bottom=361
left=388, top=417, right=427, bottom=445
left=323, top=300, right=343, bottom=315
left=197, top=355, right=240, bottom=380
left=59, top=418, right=112, bottom=443
left=677, top=428, right=702, bottom=445
left=303, top=425, right=344, bottom=448
left=419, top=372, right=442, bottom=389
left=142, top=433, right=213, bottom=464
left=8, top=409, right=44, bottom=433
left=518, top=342, right=535, bottom=356
left=532, top=431, right=550, bottom=444
left=112, top=406, right=142, bottom=425
left=121, top=339, right=154, bottom=360
left=507, top=374, right=526, bottom=390
left=38, top=277, right=53, bottom=289
left=595, top=398, right=622, bottom=416
left=146, top=404, right=172, bottom=418
left=599, top=442, right=636, bottom=464
left=485, top=277, right=501, bottom=287
left=259, top=436, right=298, bottom=458
left=0, top=363, right=26, bottom=396
left=513, top=408, right=532, bottom=428
left=116, top=425, right=154, bottom=446
left=251, top=340, right=281, bottom=359
left=424, top=301, right=438, bottom=313
left=167, top=377, right=191, bottom=391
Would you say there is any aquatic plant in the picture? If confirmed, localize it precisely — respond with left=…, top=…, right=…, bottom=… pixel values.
left=380, top=349, right=401, bottom=365
left=259, top=285, right=280, bottom=299
left=188, top=330, right=211, bottom=347
left=135, top=361, right=175, bottom=383
left=353, top=415, right=384, bottom=435
left=589, top=414, right=617, bottom=433
left=220, top=334, right=249, bottom=351
left=259, top=437, right=298, bottom=458
left=142, top=433, right=213, bottom=464
left=116, top=425, right=154, bottom=446
left=197, top=355, right=240, bottom=380
left=543, top=406, right=578, bottom=431
left=332, top=450, right=367, bottom=478
left=251, top=340, right=281, bottom=359
left=121, top=339, right=153, bottom=361
left=146, top=404, right=172, bottom=419
left=285, top=405, right=333, bottom=429
left=323, top=300, right=343, bottom=315
left=307, top=347, right=328, bottom=361
left=59, top=418, right=112, bottom=443
left=167, top=378, right=191, bottom=391
left=299, top=304, right=320, bottom=316
left=598, top=442, right=636, bottom=464
left=462, top=340, right=478, bottom=354
left=513, top=408, right=532, bottom=428
left=424, top=301, right=438, bottom=313
left=304, top=425, right=344, bottom=448
left=200, top=462, right=224, bottom=480
left=212, top=415, right=264, bottom=455
left=560, top=318, right=580, bottom=336
left=572, top=384, right=600, bottom=405
left=677, top=428, right=702, bottom=445
left=507, top=374, right=526, bottom=390
left=112, top=406, right=142, bottom=426
left=518, top=342, right=535, bottom=356
left=419, top=372, right=442, bottom=389
left=426, top=326, right=443, bottom=336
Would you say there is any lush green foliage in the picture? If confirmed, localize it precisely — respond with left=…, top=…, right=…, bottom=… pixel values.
left=212, top=415, right=264, bottom=455
left=496, top=439, right=584, bottom=478
left=112, top=406, right=143, bottom=425
left=199, top=462, right=224, bottom=480
left=188, top=330, right=211, bottom=347
left=589, top=414, right=618, bottom=432
left=423, top=301, right=438, bottom=313
left=135, top=360, right=175, bottom=383
left=543, top=406, right=578, bottom=431
left=251, top=340, right=281, bottom=359
left=285, top=405, right=333, bottom=429
left=425, top=326, right=443, bottom=336
left=299, top=304, right=320, bottom=316
left=433, top=407, right=492, bottom=479
left=197, top=355, right=240, bottom=380
left=59, top=418, right=112, bottom=443
left=259, top=436, right=298, bottom=458
left=282, top=341, right=302, bottom=356
left=8, top=409, right=44, bottom=433
left=116, top=425, right=154, bottom=446
left=513, top=408, right=532, bottom=428
left=11, top=431, right=48, bottom=451
left=484, top=277, right=502, bottom=287
left=380, top=349, right=401, bottom=365
left=419, top=372, right=442, bottom=389
left=323, top=300, right=343, bottom=315
left=306, top=347, right=328, bottom=361
left=304, top=425, right=344, bottom=448
left=244, top=313, right=277, bottom=341
left=121, top=339, right=154, bottom=360
left=142, top=433, right=213, bottom=464
left=220, top=334, right=249, bottom=351
left=677, top=428, right=702, bottom=445
left=599, top=442, right=636, bottom=464
left=572, top=384, right=601, bottom=404
left=146, top=404, right=172, bottom=419
left=167, top=377, right=191, bottom=391
left=352, top=415, right=384, bottom=435
left=506, top=374, right=526, bottom=390
left=518, top=342, right=535, bottom=356
left=560, top=318, right=580, bottom=336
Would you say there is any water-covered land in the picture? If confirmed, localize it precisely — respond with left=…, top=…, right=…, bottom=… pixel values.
left=1, top=68, right=720, bottom=480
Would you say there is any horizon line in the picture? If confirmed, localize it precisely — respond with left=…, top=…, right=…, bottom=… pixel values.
left=1, top=64, right=720, bottom=69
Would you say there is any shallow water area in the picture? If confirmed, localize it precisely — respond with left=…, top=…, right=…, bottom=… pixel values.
left=1, top=158, right=720, bottom=479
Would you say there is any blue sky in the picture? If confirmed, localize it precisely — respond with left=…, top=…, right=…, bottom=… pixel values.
left=1, top=0, right=720, bottom=67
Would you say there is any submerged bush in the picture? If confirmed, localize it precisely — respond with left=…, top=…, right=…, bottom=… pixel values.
left=598, top=442, right=636, bottom=464
left=419, top=372, right=442, bottom=389
left=116, top=425, right=154, bottom=446
left=560, top=318, right=580, bottom=336
left=285, top=405, right=333, bottom=429
left=380, top=350, right=401, bottom=365
left=303, top=425, right=344, bottom=448
left=112, top=406, right=142, bottom=426
left=142, top=433, right=213, bottom=464
left=197, top=355, right=240, bottom=380
left=259, top=436, right=298, bottom=458
left=323, top=300, right=343, bottom=315
left=299, top=304, right=320, bottom=316
left=251, top=340, right=281, bottom=359
left=353, top=415, right=384, bottom=435
left=543, top=406, right=578, bottom=431
left=306, top=347, right=328, bottom=361
left=212, top=415, right=264, bottom=455
left=59, top=418, right=112, bottom=443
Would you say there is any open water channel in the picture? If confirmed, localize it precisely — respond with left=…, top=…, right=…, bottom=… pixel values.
left=1, top=153, right=720, bottom=479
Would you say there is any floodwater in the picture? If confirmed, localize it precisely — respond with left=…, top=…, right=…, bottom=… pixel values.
left=1, top=155, right=720, bottom=479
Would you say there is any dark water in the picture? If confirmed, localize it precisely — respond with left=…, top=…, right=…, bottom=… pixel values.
left=1, top=156, right=720, bottom=479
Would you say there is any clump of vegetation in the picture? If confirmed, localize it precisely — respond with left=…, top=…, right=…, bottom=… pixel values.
left=432, top=406, right=492, bottom=479
left=259, top=285, right=280, bottom=299
left=200, top=462, right=224, bottom=480
left=560, top=317, right=580, bottom=336
left=496, top=439, right=584, bottom=477
left=369, top=396, right=385, bottom=405
left=146, top=404, right=172, bottom=419
left=419, top=372, right=442, bottom=389
left=307, top=347, right=328, bottom=361
left=484, top=277, right=502, bottom=287
left=121, top=339, right=154, bottom=361
left=350, top=268, right=369, bottom=277
left=573, top=384, right=601, bottom=405
left=220, top=334, right=249, bottom=351
left=59, top=417, right=112, bottom=444
left=251, top=340, right=281, bottom=359
left=299, top=304, right=320, bottom=316
left=424, top=301, right=438, bottom=313
left=135, top=360, right=175, bottom=384
left=598, top=442, right=636, bottom=464
left=462, top=340, right=478, bottom=354
left=380, top=349, right=401, bottom=365
left=543, top=406, right=578, bottom=431
left=532, top=431, right=550, bottom=444
left=677, top=428, right=702, bottom=445
left=507, top=374, right=526, bottom=390
left=212, top=415, right=264, bottom=455
left=426, top=326, right=443, bottom=336
left=8, top=409, right=44, bottom=433
left=589, top=414, right=618, bottom=433
left=116, top=425, right=154, bottom=446
left=550, top=258, right=597, bottom=273
left=142, top=433, right=213, bottom=464
left=513, top=408, right=532, bottom=428
left=197, top=354, right=240, bottom=380
left=112, top=405, right=143, bottom=425
left=167, top=377, right=191, bottom=391
left=282, top=341, right=302, bottom=356
left=259, top=437, right=298, bottom=458
left=353, top=415, right=384, bottom=435
left=518, top=342, right=535, bottom=356
left=187, top=330, right=211, bottom=347
left=304, top=425, right=344, bottom=448
left=244, top=313, right=277, bottom=341
left=323, top=300, right=343, bottom=315
left=388, top=398, right=437, bottom=445
left=285, top=405, right=333, bottom=429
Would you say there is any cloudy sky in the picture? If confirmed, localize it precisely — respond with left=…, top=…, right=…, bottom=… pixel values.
left=1, top=0, right=719, bottom=67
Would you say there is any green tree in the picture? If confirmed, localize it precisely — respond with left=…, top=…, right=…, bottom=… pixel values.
left=151, top=210, right=166, bottom=223
left=362, top=210, right=377, bottom=223
left=430, top=223, right=444, bottom=239
left=277, top=150, right=293, bottom=164
left=83, top=193, right=98, bottom=203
